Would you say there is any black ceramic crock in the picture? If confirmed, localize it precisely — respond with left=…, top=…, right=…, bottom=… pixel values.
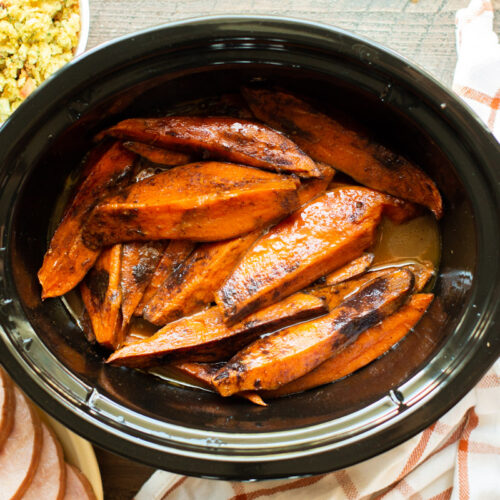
left=0, top=17, right=498, bottom=480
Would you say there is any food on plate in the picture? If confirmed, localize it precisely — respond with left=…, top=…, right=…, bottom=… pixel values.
left=108, top=292, right=327, bottom=367
left=38, top=88, right=442, bottom=404
left=123, top=141, right=193, bottom=166
left=142, top=231, right=261, bottom=326
left=242, top=87, right=443, bottom=218
left=63, top=464, right=96, bottom=500
left=38, top=142, right=136, bottom=299
left=80, top=244, right=124, bottom=350
left=0, top=0, right=81, bottom=125
left=81, top=162, right=300, bottom=248
left=0, top=385, right=42, bottom=499
left=216, top=187, right=418, bottom=323
left=23, top=423, right=65, bottom=500
left=96, top=116, right=322, bottom=178
left=0, top=369, right=97, bottom=499
left=120, top=240, right=166, bottom=326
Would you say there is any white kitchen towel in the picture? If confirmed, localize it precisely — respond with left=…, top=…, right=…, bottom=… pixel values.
left=135, top=1, right=500, bottom=498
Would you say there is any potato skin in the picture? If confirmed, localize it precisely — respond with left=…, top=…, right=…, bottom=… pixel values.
left=120, top=240, right=166, bottom=326
left=80, top=244, right=125, bottom=350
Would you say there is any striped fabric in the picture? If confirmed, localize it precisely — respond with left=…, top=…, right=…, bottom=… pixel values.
left=135, top=2, right=500, bottom=498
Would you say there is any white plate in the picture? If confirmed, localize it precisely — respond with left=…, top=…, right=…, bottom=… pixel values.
left=76, top=0, right=90, bottom=56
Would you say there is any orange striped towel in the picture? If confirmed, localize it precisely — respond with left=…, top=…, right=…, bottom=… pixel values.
left=453, top=0, right=500, bottom=138
left=135, top=2, right=500, bottom=499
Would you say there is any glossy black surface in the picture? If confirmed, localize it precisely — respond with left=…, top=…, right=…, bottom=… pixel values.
left=0, top=17, right=499, bottom=479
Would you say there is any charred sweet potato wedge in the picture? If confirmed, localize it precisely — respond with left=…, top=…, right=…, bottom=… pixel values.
left=265, top=293, right=434, bottom=397
left=80, top=244, right=125, bottom=349
left=242, top=88, right=443, bottom=218
left=120, top=240, right=166, bottom=326
left=136, top=240, right=195, bottom=315
left=170, top=362, right=267, bottom=406
left=81, top=162, right=300, bottom=248
left=123, top=142, right=193, bottom=166
left=108, top=292, right=326, bottom=367
left=96, top=116, right=321, bottom=178
left=324, top=253, right=375, bottom=286
left=309, top=259, right=434, bottom=310
left=38, top=142, right=136, bottom=298
left=143, top=231, right=261, bottom=326
left=216, top=186, right=418, bottom=323
left=212, top=268, right=414, bottom=396
left=297, top=162, right=335, bottom=206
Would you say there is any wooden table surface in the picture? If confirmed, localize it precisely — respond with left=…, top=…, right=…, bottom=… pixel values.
left=84, top=1, right=500, bottom=498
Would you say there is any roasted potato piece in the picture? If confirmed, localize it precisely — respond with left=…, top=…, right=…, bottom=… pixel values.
left=265, top=293, right=434, bottom=397
left=80, top=244, right=125, bottom=350
left=123, top=142, right=192, bottom=166
left=297, top=162, right=335, bottom=206
left=96, top=116, right=321, bottom=178
left=242, top=88, right=443, bottom=218
left=120, top=241, right=166, bottom=326
left=136, top=240, right=195, bottom=316
left=324, top=253, right=375, bottom=286
left=212, top=268, right=414, bottom=396
left=38, top=142, right=136, bottom=298
left=82, top=162, right=300, bottom=248
left=108, top=292, right=326, bottom=367
left=143, top=231, right=261, bottom=326
left=216, top=186, right=418, bottom=323
left=309, top=259, right=434, bottom=310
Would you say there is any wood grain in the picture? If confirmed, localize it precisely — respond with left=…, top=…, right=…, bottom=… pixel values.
left=84, top=0, right=500, bottom=497
left=86, top=0, right=499, bottom=86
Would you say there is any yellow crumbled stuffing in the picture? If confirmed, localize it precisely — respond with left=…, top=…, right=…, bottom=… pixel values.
left=0, top=0, right=80, bottom=124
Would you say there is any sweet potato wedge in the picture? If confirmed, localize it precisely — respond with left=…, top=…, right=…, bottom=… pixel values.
left=216, top=186, right=418, bottom=323
left=123, top=141, right=192, bottom=166
left=212, top=268, right=414, bottom=396
left=265, top=293, right=434, bottom=397
left=38, top=142, right=136, bottom=298
left=80, top=244, right=125, bottom=349
left=143, top=231, right=261, bottom=326
left=120, top=240, right=166, bottom=326
left=82, top=162, right=300, bottom=248
left=97, top=116, right=321, bottom=178
left=309, top=259, right=434, bottom=310
left=170, top=362, right=267, bottom=406
left=136, top=240, right=195, bottom=315
left=108, top=292, right=326, bottom=367
left=242, top=88, right=443, bottom=218
left=297, top=162, right=335, bottom=206
left=324, top=253, right=375, bottom=286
